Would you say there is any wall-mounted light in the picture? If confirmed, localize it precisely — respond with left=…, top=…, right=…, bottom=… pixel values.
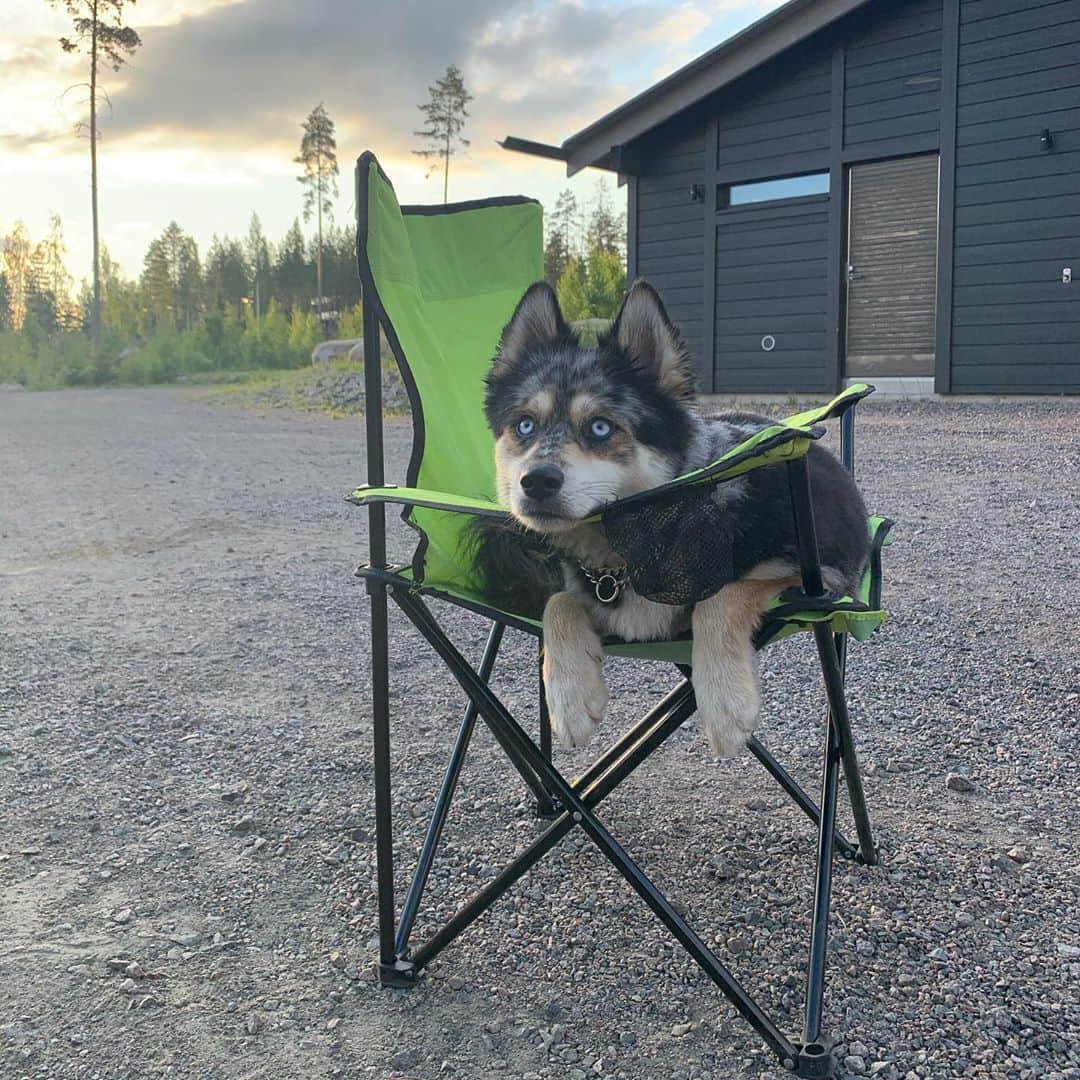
left=1041, top=128, right=1055, bottom=151
left=689, top=183, right=705, bottom=202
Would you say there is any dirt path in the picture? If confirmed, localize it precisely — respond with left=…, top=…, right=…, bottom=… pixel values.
left=1, top=388, right=1077, bottom=1080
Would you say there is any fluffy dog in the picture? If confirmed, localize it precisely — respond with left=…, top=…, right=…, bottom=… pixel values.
left=479, top=280, right=868, bottom=758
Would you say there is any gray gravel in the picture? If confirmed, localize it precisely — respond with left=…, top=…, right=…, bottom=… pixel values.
left=1, top=387, right=1078, bottom=1080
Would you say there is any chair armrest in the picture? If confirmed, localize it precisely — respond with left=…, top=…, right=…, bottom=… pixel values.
left=599, top=382, right=875, bottom=515
left=350, top=386, right=876, bottom=524
left=591, top=418, right=821, bottom=519
left=348, top=484, right=508, bottom=518
left=780, top=382, right=874, bottom=428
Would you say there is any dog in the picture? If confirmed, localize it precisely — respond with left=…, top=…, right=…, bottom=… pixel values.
left=478, top=279, right=868, bottom=758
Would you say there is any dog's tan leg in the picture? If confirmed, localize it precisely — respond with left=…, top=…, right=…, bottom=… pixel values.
left=542, top=591, right=609, bottom=749
left=692, top=575, right=798, bottom=758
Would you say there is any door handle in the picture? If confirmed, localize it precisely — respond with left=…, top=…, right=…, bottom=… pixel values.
left=847, top=263, right=857, bottom=282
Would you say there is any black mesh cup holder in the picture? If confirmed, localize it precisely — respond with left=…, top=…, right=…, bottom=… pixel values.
left=600, top=484, right=735, bottom=606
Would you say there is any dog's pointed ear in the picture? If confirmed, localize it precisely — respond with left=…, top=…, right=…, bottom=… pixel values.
left=608, top=280, right=694, bottom=399
left=493, top=282, right=570, bottom=372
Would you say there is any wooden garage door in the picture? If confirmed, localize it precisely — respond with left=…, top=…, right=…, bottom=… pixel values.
left=845, top=154, right=939, bottom=376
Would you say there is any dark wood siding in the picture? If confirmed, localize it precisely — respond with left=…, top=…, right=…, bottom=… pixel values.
left=634, top=122, right=707, bottom=375
left=843, top=0, right=943, bottom=153
left=624, top=0, right=1078, bottom=395
left=951, top=0, right=1080, bottom=392
left=713, top=197, right=831, bottom=392
left=711, top=43, right=832, bottom=184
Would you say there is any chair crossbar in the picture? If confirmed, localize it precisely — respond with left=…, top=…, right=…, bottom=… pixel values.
left=746, top=734, right=859, bottom=863
left=393, top=585, right=809, bottom=1067
left=395, top=622, right=506, bottom=957
left=409, top=679, right=697, bottom=972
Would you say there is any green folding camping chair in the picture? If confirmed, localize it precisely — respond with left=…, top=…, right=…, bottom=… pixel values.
left=349, top=151, right=893, bottom=1078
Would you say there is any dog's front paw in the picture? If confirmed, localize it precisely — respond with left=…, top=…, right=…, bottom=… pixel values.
left=694, top=655, right=760, bottom=759
left=544, top=645, right=608, bottom=749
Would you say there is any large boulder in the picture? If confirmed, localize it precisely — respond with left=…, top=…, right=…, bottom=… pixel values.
left=312, top=339, right=361, bottom=365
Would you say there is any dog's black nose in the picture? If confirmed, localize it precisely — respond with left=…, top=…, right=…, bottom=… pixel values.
left=520, top=464, right=564, bottom=498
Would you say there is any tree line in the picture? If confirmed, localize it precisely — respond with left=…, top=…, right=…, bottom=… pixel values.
left=544, top=181, right=627, bottom=323
left=2, top=18, right=628, bottom=391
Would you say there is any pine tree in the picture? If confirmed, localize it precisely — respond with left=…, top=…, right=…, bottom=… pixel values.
left=1, top=223, right=33, bottom=330
left=0, top=273, right=11, bottom=332
left=204, top=236, right=249, bottom=317
left=38, top=214, right=76, bottom=329
left=414, top=65, right=473, bottom=203
left=295, top=103, right=338, bottom=325
left=586, top=178, right=626, bottom=257
left=141, top=222, right=200, bottom=330
left=556, top=257, right=589, bottom=323
left=273, top=219, right=310, bottom=314
left=49, top=0, right=141, bottom=345
left=244, top=213, right=273, bottom=322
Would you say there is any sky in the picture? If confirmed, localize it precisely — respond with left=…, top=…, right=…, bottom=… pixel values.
left=2, top=0, right=784, bottom=282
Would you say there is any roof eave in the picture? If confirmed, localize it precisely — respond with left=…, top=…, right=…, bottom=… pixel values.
left=562, top=0, right=870, bottom=173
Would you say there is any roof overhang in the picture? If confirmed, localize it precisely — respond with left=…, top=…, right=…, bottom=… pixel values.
left=503, top=0, right=871, bottom=176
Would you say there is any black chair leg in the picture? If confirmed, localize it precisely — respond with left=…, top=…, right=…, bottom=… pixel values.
left=371, top=577, right=413, bottom=986
left=812, top=624, right=877, bottom=866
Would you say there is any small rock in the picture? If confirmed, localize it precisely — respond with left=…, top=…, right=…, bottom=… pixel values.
left=946, top=773, right=975, bottom=793
left=390, top=1049, right=419, bottom=1071
left=245, top=1012, right=265, bottom=1035
left=111, top=908, right=133, bottom=925
left=170, top=929, right=202, bottom=948
left=1006, top=845, right=1031, bottom=864
left=726, top=935, right=747, bottom=956
left=896, top=972, right=915, bottom=986
left=232, top=814, right=256, bottom=835
left=221, top=785, right=246, bottom=803
left=105, top=957, right=131, bottom=972
left=845, top=1055, right=867, bottom=1075
left=671, top=1022, right=693, bottom=1037
left=326, top=1017, right=341, bottom=1031
left=329, top=951, right=346, bottom=969
left=125, top=961, right=145, bottom=979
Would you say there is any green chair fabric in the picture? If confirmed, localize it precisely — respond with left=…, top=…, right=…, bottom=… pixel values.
left=356, top=155, right=543, bottom=594
left=352, top=152, right=890, bottom=652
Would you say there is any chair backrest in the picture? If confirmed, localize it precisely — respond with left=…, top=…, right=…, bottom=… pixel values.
left=355, top=152, right=543, bottom=592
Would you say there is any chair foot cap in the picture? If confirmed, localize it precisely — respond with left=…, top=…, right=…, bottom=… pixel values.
left=376, top=959, right=417, bottom=988
left=794, top=1040, right=835, bottom=1077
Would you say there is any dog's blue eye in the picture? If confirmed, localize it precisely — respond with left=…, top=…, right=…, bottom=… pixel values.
left=516, top=416, right=535, bottom=437
left=589, top=418, right=613, bottom=440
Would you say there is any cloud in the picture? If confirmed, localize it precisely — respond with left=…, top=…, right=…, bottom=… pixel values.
left=98, top=0, right=725, bottom=159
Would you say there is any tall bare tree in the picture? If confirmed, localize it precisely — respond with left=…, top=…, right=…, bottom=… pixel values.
left=49, top=0, right=141, bottom=346
left=294, top=103, right=338, bottom=324
left=414, top=64, right=472, bottom=203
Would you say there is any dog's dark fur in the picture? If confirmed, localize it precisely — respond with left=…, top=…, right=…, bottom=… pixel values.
left=474, top=280, right=868, bottom=756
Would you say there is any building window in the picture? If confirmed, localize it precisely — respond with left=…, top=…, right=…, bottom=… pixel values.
left=719, top=172, right=830, bottom=208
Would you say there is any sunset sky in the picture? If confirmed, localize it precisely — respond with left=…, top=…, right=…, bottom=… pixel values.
left=3, top=0, right=782, bottom=282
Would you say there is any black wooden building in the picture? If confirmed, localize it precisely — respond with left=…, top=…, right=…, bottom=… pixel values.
left=505, top=0, right=1079, bottom=395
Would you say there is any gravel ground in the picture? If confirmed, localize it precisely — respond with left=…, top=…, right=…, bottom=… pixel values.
left=1, top=388, right=1078, bottom=1080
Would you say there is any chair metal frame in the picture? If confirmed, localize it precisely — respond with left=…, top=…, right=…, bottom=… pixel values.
left=357, top=287, right=882, bottom=1076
